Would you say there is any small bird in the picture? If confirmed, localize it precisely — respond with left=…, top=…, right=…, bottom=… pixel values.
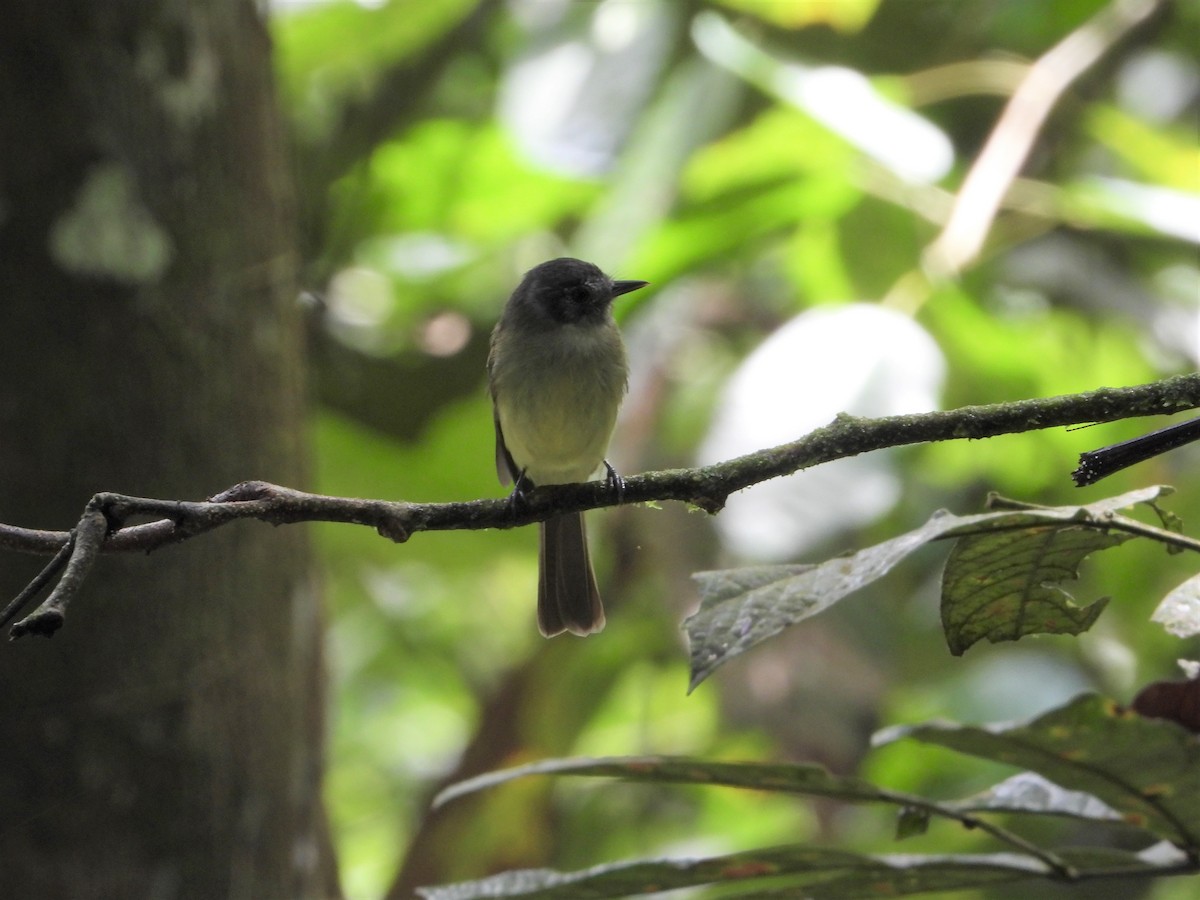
left=488, top=258, right=648, bottom=636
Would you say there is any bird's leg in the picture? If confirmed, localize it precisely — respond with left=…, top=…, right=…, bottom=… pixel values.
left=507, top=468, right=533, bottom=518
left=603, top=459, right=625, bottom=505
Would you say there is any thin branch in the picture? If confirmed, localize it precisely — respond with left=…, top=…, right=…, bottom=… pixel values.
left=4, top=503, right=110, bottom=637
left=923, top=0, right=1164, bottom=277
left=872, top=788, right=1076, bottom=878
left=432, top=755, right=1077, bottom=876
left=0, top=533, right=74, bottom=628
left=2, top=374, right=1198, bottom=638
left=988, top=495, right=1200, bottom=554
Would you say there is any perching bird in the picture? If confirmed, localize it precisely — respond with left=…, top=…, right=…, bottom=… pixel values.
left=488, top=258, right=647, bottom=636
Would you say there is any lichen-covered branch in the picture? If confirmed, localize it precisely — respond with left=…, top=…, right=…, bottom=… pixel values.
left=2, top=373, right=1197, bottom=638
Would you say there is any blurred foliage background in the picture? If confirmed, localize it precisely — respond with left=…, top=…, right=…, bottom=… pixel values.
left=267, top=0, right=1198, bottom=896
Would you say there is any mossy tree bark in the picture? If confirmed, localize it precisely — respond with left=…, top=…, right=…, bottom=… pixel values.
left=0, top=1, right=337, bottom=896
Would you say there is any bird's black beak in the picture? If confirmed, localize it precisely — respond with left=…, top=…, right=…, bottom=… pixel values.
left=611, top=279, right=649, bottom=298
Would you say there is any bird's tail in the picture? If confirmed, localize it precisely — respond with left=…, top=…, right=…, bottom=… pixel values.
left=538, top=512, right=605, bottom=637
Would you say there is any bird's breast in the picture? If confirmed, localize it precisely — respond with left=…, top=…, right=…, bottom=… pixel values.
left=493, top=323, right=628, bottom=486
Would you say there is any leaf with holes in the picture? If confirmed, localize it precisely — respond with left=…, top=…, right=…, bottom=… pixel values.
left=940, top=524, right=1126, bottom=655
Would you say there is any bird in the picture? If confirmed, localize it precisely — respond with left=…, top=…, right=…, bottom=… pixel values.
left=487, top=258, right=648, bottom=636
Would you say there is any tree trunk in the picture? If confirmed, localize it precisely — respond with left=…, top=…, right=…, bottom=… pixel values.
left=0, top=2, right=337, bottom=896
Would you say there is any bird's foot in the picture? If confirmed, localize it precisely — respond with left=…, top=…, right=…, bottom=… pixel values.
left=603, top=460, right=625, bottom=505
left=507, top=469, right=534, bottom=518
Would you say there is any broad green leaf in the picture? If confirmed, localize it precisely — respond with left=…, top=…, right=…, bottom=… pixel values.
left=940, top=524, right=1124, bottom=655
left=877, top=693, right=1200, bottom=846
left=685, top=487, right=1170, bottom=689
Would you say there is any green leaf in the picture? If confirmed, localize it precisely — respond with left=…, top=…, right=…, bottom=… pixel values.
left=1151, top=571, right=1200, bottom=637
left=895, top=806, right=931, bottom=840
left=1057, top=176, right=1200, bottom=241
left=416, top=844, right=1189, bottom=900
left=434, top=755, right=902, bottom=810
left=1085, top=105, right=1200, bottom=191
left=432, top=754, right=1106, bottom=863
left=726, top=847, right=1186, bottom=900
left=685, top=487, right=1170, bottom=689
left=711, top=0, right=881, bottom=32
left=940, top=524, right=1123, bottom=655
left=358, top=121, right=597, bottom=241
left=877, top=693, right=1200, bottom=846
left=416, top=848, right=1046, bottom=900
left=423, top=716, right=1200, bottom=898
left=275, top=0, right=478, bottom=136
left=430, top=753, right=1136, bottom=859
left=686, top=523, right=969, bottom=692
left=944, top=772, right=1122, bottom=823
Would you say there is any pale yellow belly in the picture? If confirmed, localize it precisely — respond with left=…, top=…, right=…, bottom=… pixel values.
left=497, top=377, right=618, bottom=485
left=493, top=326, right=627, bottom=486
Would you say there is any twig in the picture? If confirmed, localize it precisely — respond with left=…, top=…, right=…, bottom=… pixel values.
left=923, top=0, right=1164, bottom=277
left=0, top=533, right=74, bottom=629
left=874, top=788, right=1077, bottom=879
left=987, top=493, right=1200, bottom=554
left=1, top=374, right=1197, bottom=638
left=8, top=501, right=110, bottom=637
